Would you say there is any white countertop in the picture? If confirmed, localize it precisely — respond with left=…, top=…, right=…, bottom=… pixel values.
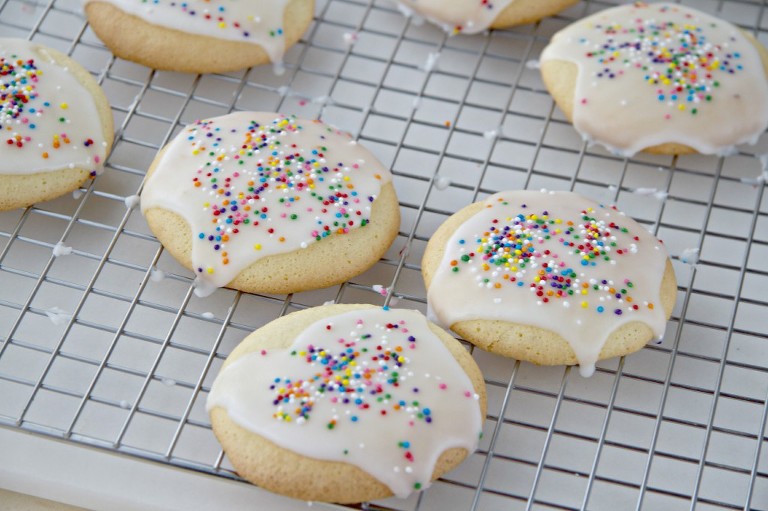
left=0, top=427, right=313, bottom=511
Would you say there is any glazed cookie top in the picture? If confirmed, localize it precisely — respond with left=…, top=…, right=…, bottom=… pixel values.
left=140, top=112, right=392, bottom=296
left=0, top=38, right=108, bottom=175
left=82, top=0, right=292, bottom=63
left=427, top=190, right=670, bottom=377
left=397, top=0, right=514, bottom=34
left=540, top=2, right=768, bottom=156
left=206, top=307, right=483, bottom=498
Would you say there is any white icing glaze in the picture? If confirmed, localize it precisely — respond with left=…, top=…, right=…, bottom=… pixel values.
left=396, top=0, right=515, bottom=34
left=140, top=112, right=391, bottom=295
left=206, top=307, right=483, bottom=498
left=427, top=190, right=670, bottom=377
left=0, top=38, right=108, bottom=175
left=83, top=0, right=292, bottom=64
left=540, top=3, right=768, bottom=156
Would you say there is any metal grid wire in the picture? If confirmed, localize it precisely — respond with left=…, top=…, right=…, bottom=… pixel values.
left=1, top=0, right=768, bottom=509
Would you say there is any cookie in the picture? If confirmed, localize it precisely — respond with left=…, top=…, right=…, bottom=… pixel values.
left=396, top=0, right=578, bottom=35
left=422, top=190, right=677, bottom=377
left=141, top=112, right=400, bottom=297
left=207, top=304, right=486, bottom=503
left=83, top=0, right=314, bottom=74
left=540, top=2, right=768, bottom=156
left=0, top=38, right=113, bottom=211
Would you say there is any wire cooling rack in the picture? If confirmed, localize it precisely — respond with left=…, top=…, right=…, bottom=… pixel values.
left=2, top=0, right=768, bottom=509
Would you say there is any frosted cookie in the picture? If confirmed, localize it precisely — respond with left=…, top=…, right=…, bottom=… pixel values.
left=141, top=112, right=400, bottom=297
left=84, top=0, right=314, bottom=74
left=540, top=2, right=768, bottom=156
left=396, top=0, right=578, bottom=35
left=207, top=304, right=486, bottom=503
left=0, top=38, right=113, bottom=211
left=422, top=190, right=677, bottom=377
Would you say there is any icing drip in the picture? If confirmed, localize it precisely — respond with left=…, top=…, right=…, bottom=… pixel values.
left=427, top=190, right=670, bottom=377
left=396, top=0, right=515, bottom=34
left=140, top=112, right=391, bottom=293
left=0, top=38, right=108, bottom=175
left=206, top=308, right=483, bottom=498
left=540, top=2, right=768, bottom=156
left=84, top=0, right=292, bottom=63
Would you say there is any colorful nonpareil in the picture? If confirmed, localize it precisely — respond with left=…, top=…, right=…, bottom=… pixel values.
left=540, top=2, right=768, bottom=155
left=140, top=112, right=392, bottom=295
left=426, top=190, right=671, bottom=377
left=83, top=0, right=292, bottom=63
left=396, top=0, right=516, bottom=34
left=0, top=38, right=108, bottom=175
left=207, top=307, right=483, bottom=499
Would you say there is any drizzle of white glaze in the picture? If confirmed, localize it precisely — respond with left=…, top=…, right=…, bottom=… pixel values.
left=427, top=190, right=670, bottom=377
left=207, top=307, right=483, bottom=498
left=396, top=0, right=514, bottom=34
left=124, top=194, right=140, bottom=209
left=83, top=0, right=292, bottom=63
left=679, top=247, right=699, bottom=265
left=540, top=3, right=768, bottom=156
left=45, top=306, right=72, bottom=326
left=148, top=267, right=165, bottom=282
left=52, top=242, right=73, bottom=257
left=140, top=112, right=391, bottom=294
left=0, top=38, right=108, bottom=175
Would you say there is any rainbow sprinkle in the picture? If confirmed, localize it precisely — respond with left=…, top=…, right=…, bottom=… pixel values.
left=184, top=115, right=381, bottom=277
left=262, top=312, right=479, bottom=480
left=134, top=0, right=283, bottom=40
left=1, top=51, right=100, bottom=166
left=450, top=0, right=496, bottom=34
left=448, top=198, right=656, bottom=316
left=269, top=317, right=434, bottom=434
left=206, top=307, right=484, bottom=498
left=581, top=2, right=743, bottom=118
left=1, top=56, right=41, bottom=149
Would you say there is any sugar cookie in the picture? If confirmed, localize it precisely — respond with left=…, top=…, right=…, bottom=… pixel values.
left=396, top=0, right=578, bottom=35
left=422, top=190, right=677, bottom=377
left=540, top=2, right=768, bottom=156
left=84, top=0, right=314, bottom=74
left=0, top=38, right=113, bottom=211
left=141, top=112, right=400, bottom=297
left=207, top=304, right=486, bottom=503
